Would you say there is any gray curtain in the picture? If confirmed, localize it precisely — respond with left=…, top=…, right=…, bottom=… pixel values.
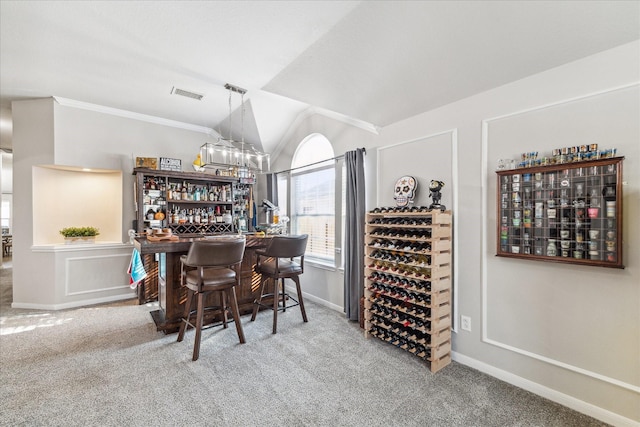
left=266, top=173, right=278, bottom=204
left=344, top=148, right=366, bottom=321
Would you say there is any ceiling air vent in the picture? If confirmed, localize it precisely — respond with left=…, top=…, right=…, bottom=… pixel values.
left=170, top=86, right=204, bottom=101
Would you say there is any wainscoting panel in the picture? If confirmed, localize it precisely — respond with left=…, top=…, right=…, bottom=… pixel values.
left=65, top=253, right=131, bottom=296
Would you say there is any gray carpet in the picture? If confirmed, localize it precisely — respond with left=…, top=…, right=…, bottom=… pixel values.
left=0, top=269, right=607, bottom=426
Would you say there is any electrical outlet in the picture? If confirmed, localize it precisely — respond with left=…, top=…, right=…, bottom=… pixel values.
left=461, top=315, right=471, bottom=332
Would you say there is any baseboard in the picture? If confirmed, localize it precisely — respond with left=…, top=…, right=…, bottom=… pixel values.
left=11, top=292, right=136, bottom=311
left=451, top=351, right=638, bottom=427
left=284, top=284, right=343, bottom=313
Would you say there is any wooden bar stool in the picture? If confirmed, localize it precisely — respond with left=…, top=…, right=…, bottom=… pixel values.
left=177, top=236, right=246, bottom=361
left=250, top=234, right=308, bottom=334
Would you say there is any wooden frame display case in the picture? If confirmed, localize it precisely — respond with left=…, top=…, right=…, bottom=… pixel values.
left=496, top=157, right=624, bottom=268
left=363, top=208, right=452, bottom=373
left=134, top=168, right=240, bottom=235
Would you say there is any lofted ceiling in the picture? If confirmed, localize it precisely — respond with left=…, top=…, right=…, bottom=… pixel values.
left=1, top=1, right=638, bottom=155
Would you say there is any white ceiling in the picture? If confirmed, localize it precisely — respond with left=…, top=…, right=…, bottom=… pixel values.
left=1, top=1, right=638, bottom=155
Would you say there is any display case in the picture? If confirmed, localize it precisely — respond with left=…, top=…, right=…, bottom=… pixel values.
left=363, top=208, right=452, bottom=373
left=496, top=157, right=624, bottom=268
left=134, top=168, right=242, bottom=235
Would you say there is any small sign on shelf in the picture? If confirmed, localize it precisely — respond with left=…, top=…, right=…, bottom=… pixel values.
left=160, top=157, right=182, bottom=171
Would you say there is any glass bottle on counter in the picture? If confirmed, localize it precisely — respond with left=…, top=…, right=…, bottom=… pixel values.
left=237, top=212, right=247, bottom=232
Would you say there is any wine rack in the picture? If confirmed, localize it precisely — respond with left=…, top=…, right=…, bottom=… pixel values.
left=364, top=209, right=452, bottom=373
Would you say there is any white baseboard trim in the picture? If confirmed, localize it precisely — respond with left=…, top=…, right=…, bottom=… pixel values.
left=451, top=351, right=639, bottom=427
left=284, top=284, right=344, bottom=313
left=11, top=292, right=136, bottom=311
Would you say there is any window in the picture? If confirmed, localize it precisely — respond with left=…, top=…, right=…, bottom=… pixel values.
left=288, top=134, right=336, bottom=264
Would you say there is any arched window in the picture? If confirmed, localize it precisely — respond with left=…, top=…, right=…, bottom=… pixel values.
left=289, top=134, right=336, bottom=263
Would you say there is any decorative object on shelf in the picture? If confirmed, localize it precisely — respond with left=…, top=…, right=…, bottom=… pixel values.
left=135, top=157, right=157, bottom=169
left=496, top=156, right=624, bottom=268
left=160, top=157, right=182, bottom=172
left=428, top=180, right=446, bottom=211
left=59, top=226, right=100, bottom=244
left=393, top=176, right=417, bottom=207
left=496, top=145, right=618, bottom=170
left=191, top=154, right=204, bottom=172
left=199, top=83, right=270, bottom=174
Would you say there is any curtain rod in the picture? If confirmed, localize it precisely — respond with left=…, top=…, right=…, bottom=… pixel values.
left=273, top=147, right=366, bottom=175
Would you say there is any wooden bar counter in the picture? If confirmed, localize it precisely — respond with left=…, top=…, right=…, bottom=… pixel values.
left=134, top=234, right=270, bottom=333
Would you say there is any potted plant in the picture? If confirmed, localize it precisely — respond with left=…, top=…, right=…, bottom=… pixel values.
left=59, top=226, right=100, bottom=244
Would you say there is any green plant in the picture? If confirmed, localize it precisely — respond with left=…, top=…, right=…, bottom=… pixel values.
left=59, top=226, right=100, bottom=238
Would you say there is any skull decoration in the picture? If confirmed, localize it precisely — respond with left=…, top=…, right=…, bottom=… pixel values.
left=393, top=176, right=417, bottom=207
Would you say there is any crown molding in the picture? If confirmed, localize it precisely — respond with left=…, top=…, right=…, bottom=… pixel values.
left=53, top=97, right=221, bottom=138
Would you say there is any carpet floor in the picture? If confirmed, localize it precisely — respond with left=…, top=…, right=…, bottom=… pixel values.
left=0, top=267, right=608, bottom=426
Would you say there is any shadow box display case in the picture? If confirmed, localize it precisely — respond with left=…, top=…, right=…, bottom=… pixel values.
left=496, top=157, right=624, bottom=268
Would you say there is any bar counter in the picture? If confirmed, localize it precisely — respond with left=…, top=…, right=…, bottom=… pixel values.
left=134, top=234, right=271, bottom=333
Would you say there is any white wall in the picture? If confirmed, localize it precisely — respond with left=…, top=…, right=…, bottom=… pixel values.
left=12, top=98, right=218, bottom=308
left=1, top=151, right=12, bottom=193
left=273, top=41, right=640, bottom=424
left=1, top=152, right=12, bottom=240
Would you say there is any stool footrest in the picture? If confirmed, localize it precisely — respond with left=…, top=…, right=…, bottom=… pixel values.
left=253, top=292, right=300, bottom=313
left=180, top=317, right=236, bottom=332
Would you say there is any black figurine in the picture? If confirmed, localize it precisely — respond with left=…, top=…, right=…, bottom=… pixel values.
left=428, top=180, right=446, bottom=211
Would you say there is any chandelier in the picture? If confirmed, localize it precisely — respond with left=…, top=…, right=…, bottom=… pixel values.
left=199, top=83, right=270, bottom=178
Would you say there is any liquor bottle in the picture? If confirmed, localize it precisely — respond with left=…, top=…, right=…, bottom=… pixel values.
left=223, top=209, right=232, bottom=224
left=237, top=212, right=246, bottom=232
left=181, top=184, right=187, bottom=201
left=194, top=208, right=201, bottom=224
left=209, top=186, right=215, bottom=201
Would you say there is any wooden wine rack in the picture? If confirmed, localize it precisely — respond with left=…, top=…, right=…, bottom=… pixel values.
left=364, top=209, right=452, bottom=373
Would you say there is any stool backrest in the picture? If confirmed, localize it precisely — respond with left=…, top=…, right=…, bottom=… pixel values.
left=184, top=237, right=246, bottom=267
left=264, top=234, right=308, bottom=259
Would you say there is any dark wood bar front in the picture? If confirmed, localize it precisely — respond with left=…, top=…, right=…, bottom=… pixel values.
left=134, top=235, right=271, bottom=333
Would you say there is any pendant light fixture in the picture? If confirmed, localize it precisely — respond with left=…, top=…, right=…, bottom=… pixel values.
left=200, top=84, right=270, bottom=177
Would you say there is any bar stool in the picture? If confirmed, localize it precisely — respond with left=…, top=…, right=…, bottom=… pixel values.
left=250, top=234, right=308, bottom=334
left=177, top=236, right=246, bottom=361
